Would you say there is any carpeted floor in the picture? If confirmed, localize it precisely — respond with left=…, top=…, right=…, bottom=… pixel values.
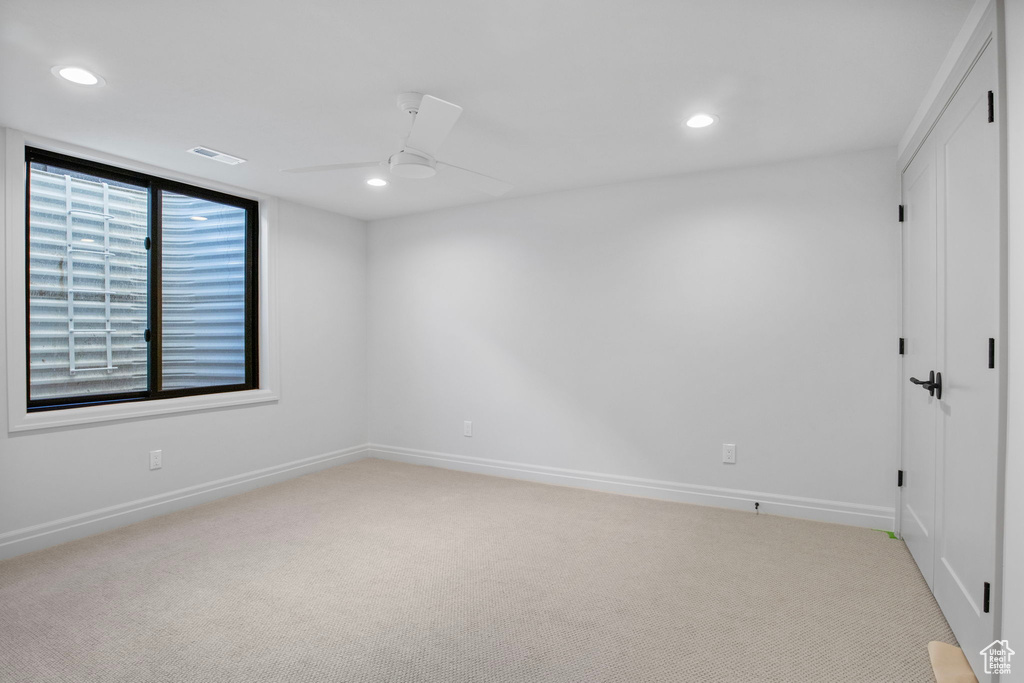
left=0, top=458, right=954, bottom=682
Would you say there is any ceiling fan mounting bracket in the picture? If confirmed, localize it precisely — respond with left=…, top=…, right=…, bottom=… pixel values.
left=397, top=91, right=424, bottom=115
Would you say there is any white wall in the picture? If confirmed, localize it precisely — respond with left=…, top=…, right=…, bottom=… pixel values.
left=0, top=132, right=369, bottom=555
left=1001, top=0, right=1023, bottom=652
left=368, top=148, right=900, bottom=526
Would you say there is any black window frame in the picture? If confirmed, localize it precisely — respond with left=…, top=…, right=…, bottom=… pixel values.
left=25, top=147, right=260, bottom=411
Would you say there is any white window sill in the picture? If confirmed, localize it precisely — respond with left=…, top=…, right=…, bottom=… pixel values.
left=9, top=389, right=280, bottom=433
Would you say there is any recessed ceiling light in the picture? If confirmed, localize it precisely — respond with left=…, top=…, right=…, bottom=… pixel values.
left=52, top=65, right=105, bottom=86
left=190, top=216, right=208, bottom=221
left=366, top=178, right=388, bottom=187
left=685, top=113, right=717, bottom=128
left=80, top=238, right=95, bottom=243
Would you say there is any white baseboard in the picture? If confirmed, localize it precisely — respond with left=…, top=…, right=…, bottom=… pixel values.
left=368, top=444, right=895, bottom=530
left=0, top=444, right=370, bottom=561
left=1, top=442, right=896, bottom=562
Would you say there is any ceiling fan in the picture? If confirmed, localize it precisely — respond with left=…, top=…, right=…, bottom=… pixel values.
left=283, top=92, right=513, bottom=196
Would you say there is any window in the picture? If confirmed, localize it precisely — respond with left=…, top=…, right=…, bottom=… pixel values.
left=26, top=148, right=259, bottom=410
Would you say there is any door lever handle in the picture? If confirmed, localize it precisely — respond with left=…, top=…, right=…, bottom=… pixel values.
left=909, top=373, right=934, bottom=392
left=909, top=370, right=942, bottom=400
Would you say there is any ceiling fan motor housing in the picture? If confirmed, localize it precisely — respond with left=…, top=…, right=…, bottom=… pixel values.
left=389, top=150, right=437, bottom=178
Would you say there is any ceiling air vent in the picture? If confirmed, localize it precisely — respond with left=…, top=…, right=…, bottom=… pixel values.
left=186, top=146, right=246, bottom=165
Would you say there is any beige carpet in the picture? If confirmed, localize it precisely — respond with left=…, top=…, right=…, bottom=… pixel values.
left=0, top=458, right=954, bottom=682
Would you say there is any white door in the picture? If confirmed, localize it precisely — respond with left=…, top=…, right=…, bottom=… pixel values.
left=900, top=40, right=1001, bottom=683
left=900, top=139, right=938, bottom=587
left=932, top=42, right=1000, bottom=681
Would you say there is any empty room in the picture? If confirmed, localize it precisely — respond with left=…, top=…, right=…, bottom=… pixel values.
left=1, top=1, right=1021, bottom=681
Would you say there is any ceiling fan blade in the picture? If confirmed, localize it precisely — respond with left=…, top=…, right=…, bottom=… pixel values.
left=437, top=162, right=513, bottom=196
left=281, top=161, right=382, bottom=174
left=405, top=95, right=463, bottom=157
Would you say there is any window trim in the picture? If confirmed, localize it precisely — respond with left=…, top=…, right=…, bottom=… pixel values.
left=25, top=147, right=260, bottom=411
left=5, top=129, right=280, bottom=432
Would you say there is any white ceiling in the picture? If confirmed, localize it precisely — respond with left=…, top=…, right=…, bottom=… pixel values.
left=0, top=0, right=972, bottom=221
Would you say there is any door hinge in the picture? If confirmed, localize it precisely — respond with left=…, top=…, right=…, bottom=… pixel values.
left=144, top=329, right=151, bottom=342
left=898, top=204, right=905, bottom=222
left=989, top=338, right=995, bottom=369
left=897, top=469, right=904, bottom=488
left=144, top=237, right=151, bottom=250
left=983, top=582, right=991, bottom=613
left=899, top=338, right=905, bottom=355
left=988, top=91, right=995, bottom=123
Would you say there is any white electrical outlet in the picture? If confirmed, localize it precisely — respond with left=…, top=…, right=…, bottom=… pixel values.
left=463, top=421, right=473, bottom=437
left=722, top=444, right=736, bottom=464
left=149, top=450, right=162, bottom=470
